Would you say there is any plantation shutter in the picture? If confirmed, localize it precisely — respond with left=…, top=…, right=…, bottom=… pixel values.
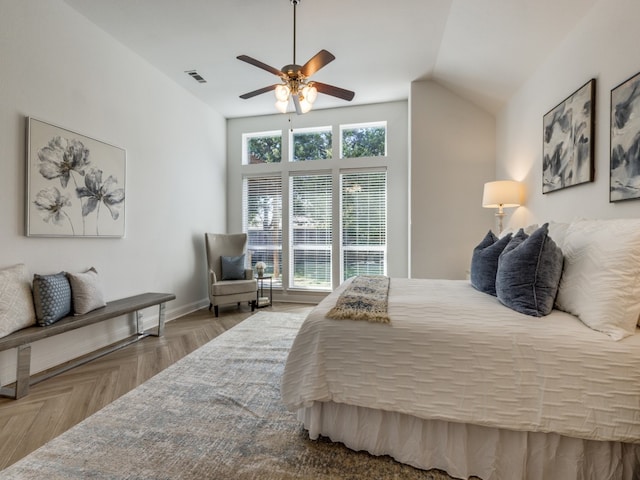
left=289, top=174, right=332, bottom=289
left=340, top=170, right=387, bottom=282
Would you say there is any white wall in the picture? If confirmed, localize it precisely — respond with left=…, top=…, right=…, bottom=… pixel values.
left=497, top=0, right=640, bottom=226
left=0, top=0, right=226, bottom=382
left=410, top=80, right=496, bottom=279
left=227, top=101, right=409, bottom=301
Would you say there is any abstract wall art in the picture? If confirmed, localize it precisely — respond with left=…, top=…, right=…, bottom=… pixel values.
left=610, top=71, right=640, bottom=202
left=26, top=117, right=126, bottom=237
left=542, top=79, right=595, bottom=193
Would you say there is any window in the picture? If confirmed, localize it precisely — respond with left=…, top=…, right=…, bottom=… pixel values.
left=243, top=176, right=282, bottom=286
left=291, top=127, right=332, bottom=161
left=340, top=122, right=387, bottom=158
left=243, top=131, right=282, bottom=164
left=241, top=119, right=390, bottom=292
left=290, top=174, right=332, bottom=289
left=341, top=171, right=387, bottom=281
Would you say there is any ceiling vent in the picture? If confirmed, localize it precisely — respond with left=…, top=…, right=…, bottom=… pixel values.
left=185, top=70, right=207, bottom=83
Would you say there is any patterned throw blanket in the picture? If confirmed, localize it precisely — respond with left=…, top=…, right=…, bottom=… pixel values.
left=326, top=275, right=390, bottom=323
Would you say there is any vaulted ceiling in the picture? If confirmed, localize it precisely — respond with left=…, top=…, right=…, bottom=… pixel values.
left=63, top=0, right=597, bottom=118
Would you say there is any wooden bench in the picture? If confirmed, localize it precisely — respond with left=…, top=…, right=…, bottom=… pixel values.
left=0, top=292, right=175, bottom=399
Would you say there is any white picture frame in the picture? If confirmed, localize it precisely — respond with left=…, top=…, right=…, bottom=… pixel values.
left=26, top=117, right=126, bottom=237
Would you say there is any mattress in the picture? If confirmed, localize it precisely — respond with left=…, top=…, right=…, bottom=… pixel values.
left=281, top=278, right=640, bottom=443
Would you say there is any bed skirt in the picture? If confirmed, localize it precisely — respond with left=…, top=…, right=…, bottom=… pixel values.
left=297, top=402, right=640, bottom=480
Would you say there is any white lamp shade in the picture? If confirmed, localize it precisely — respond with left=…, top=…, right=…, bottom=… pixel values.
left=482, top=180, right=522, bottom=208
left=302, top=85, right=318, bottom=104
left=275, top=99, right=289, bottom=113
left=275, top=84, right=291, bottom=102
left=299, top=98, right=313, bottom=113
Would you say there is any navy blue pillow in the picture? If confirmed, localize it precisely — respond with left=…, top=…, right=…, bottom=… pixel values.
left=470, top=230, right=513, bottom=296
left=495, top=223, right=564, bottom=317
left=221, top=254, right=246, bottom=281
left=32, top=272, right=72, bottom=326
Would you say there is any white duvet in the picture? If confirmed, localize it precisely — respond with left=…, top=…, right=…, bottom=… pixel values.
left=281, top=278, right=640, bottom=443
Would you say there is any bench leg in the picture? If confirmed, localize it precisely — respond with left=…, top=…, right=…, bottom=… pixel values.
left=15, top=344, right=31, bottom=399
left=136, top=302, right=167, bottom=338
left=156, top=302, right=166, bottom=337
left=135, top=310, right=144, bottom=335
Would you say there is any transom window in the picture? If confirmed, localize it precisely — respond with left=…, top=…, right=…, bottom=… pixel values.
left=340, top=122, right=387, bottom=158
left=242, top=131, right=282, bottom=165
left=291, top=126, right=332, bottom=162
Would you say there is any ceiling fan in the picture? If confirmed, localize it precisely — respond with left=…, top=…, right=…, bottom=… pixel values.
left=237, top=0, right=355, bottom=114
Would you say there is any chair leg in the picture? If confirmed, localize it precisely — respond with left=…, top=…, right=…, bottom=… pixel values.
left=209, top=303, right=212, bottom=311
left=214, top=305, right=219, bottom=317
left=251, top=300, right=256, bottom=312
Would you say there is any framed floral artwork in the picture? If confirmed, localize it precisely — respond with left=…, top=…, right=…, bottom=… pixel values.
left=26, top=117, right=126, bottom=237
left=610, top=71, right=640, bottom=202
left=542, top=79, right=595, bottom=193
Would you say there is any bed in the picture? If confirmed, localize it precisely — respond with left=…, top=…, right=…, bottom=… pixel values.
left=281, top=219, right=640, bottom=480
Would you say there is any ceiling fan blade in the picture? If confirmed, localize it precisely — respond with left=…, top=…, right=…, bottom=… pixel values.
left=300, top=50, right=335, bottom=78
left=313, top=81, right=355, bottom=101
left=239, top=84, right=279, bottom=100
left=237, top=55, right=284, bottom=77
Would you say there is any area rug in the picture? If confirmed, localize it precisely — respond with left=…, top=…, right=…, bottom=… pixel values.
left=2, top=310, right=463, bottom=480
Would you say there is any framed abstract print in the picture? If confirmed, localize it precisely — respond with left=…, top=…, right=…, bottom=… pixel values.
left=26, top=117, right=126, bottom=237
left=542, top=79, right=595, bottom=193
left=610, top=71, right=640, bottom=202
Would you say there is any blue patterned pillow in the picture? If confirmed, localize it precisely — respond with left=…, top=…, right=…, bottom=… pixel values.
left=221, top=254, right=246, bottom=281
left=496, top=223, right=564, bottom=317
left=470, top=230, right=513, bottom=296
left=32, top=272, right=72, bottom=326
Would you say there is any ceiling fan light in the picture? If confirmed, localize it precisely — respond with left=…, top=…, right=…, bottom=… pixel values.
left=275, top=99, right=289, bottom=113
left=275, top=84, right=291, bottom=102
left=299, top=97, right=313, bottom=113
left=303, top=85, right=318, bottom=104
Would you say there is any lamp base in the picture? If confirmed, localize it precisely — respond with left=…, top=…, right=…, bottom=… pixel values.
left=495, top=211, right=506, bottom=234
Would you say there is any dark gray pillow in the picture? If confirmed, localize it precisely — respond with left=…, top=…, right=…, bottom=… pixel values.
left=496, top=223, right=564, bottom=317
left=221, top=254, right=246, bottom=280
left=470, top=230, right=513, bottom=296
left=33, top=272, right=72, bottom=326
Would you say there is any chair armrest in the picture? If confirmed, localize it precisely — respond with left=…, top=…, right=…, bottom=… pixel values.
left=209, top=269, right=218, bottom=284
left=245, top=268, right=254, bottom=280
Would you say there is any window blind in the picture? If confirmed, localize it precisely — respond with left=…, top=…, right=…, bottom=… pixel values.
left=242, top=176, right=283, bottom=286
left=290, top=174, right=332, bottom=289
left=340, top=171, right=387, bottom=281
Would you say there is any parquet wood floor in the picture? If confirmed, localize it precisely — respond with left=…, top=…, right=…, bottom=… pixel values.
left=0, top=302, right=310, bottom=470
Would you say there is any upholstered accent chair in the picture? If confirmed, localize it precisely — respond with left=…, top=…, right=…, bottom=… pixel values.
left=205, top=233, right=257, bottom=317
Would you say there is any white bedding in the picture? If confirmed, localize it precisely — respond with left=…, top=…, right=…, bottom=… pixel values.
left=281, top=277, right=640, bottom=444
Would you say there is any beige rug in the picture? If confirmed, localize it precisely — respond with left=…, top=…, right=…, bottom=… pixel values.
left=2, top=310, right=466, bottom=480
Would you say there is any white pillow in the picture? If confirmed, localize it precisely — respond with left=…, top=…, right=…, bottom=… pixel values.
left=0, top=264, right=36, bottom=338
left=546, top=221, right=570, bottom=251
left=555, top=219, right=640, bottom=340
left=67, top=267, right=106, bottom=315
